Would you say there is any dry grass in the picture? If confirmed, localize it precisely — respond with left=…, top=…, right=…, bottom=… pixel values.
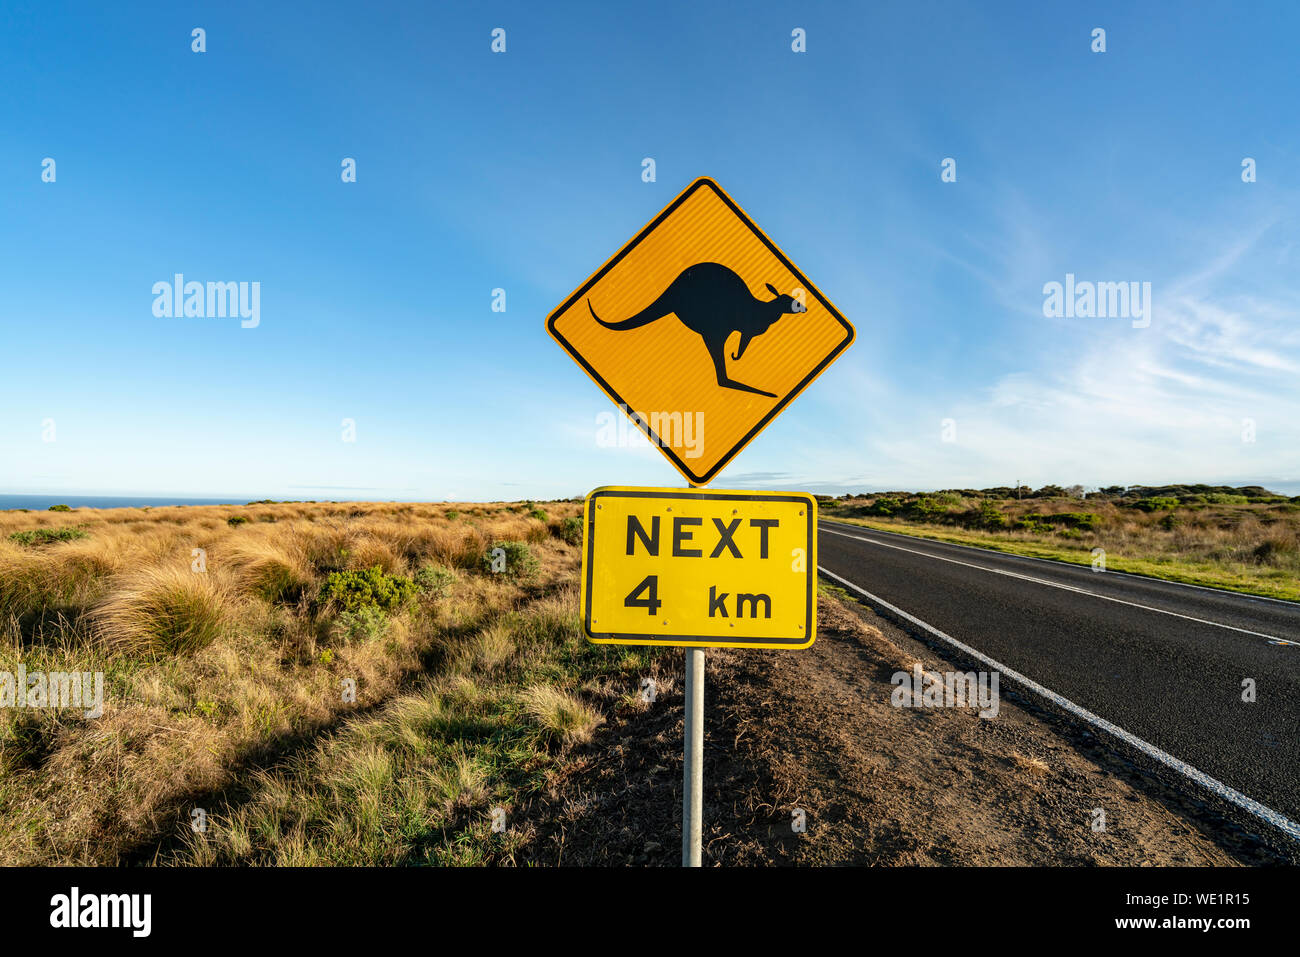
left=0, top=498, right=625, bottom=866
left=1010, top=752, right=1051, bottom=777
left=94, top=564, right=234, bottom=656
left=520, top=684, right=604, bottom=745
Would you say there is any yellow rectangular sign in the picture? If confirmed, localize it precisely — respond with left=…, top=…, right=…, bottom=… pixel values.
left=582, top=486, right=817, bottom=649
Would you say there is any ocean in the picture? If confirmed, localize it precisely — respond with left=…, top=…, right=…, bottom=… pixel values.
left=0, top=494, right=253, bottom=511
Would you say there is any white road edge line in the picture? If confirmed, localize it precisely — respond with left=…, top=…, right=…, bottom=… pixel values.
left=821, top=518, right=1300, bottom=607
left=817, top=564, right=1300, bottom=844
left=821, top=526, right=1284, bottom=642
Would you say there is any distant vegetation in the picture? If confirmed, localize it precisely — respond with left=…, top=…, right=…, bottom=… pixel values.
left=821, top=484, right=1300, bottom=599
left=821, top=483, right=1293, bottom=506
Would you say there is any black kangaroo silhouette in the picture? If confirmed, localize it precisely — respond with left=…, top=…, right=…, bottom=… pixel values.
left=587, top=262, right=804, bottom=398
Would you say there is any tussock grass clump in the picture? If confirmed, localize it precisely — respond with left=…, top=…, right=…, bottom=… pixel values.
left=94, top=565, right=231, bottom=656
left=223, top=534, right=313, bottom=604
left=459, top=621, right=515, bottom=672
left=428, top=747, right=489, bottom=811
left=0, top=539, right=118, bottom=623
left=520, top=684, right=603, bottom=745
left=1253, top=532, right=1299, bottom=565
left=346, top=534, right=403, bottom=575
left=512, top=588, right=582, bottom=658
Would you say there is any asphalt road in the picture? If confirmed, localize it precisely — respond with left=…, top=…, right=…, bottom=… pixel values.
left=817, top=520, right=1300, bottom=832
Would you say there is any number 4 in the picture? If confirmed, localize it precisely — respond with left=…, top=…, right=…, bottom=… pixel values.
left=624, top=575, right=662, bottom=615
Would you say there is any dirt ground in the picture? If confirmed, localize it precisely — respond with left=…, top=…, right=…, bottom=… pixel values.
left=517, top=589, right=1290, bottom=866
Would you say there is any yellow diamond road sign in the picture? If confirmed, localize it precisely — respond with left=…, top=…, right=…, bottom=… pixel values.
left=547, top=177, right=855, bottom=486
left=582, top=487, right=817, bottom=649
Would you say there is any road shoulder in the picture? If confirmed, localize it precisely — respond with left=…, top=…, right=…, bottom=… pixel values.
left=518, top=590, right=1263, bottom=865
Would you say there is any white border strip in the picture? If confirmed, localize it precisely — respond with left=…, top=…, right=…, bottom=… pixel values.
left=818, top=564, right=1300, bottom=844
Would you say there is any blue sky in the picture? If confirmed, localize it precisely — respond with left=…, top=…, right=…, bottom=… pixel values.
left=2, top=1, right=1298, bottom=500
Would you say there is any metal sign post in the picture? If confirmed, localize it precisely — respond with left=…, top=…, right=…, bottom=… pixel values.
left=683, top=646, right=705, bottom=866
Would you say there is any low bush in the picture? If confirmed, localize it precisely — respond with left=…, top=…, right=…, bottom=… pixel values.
left=9, top=527, right=88, bottom=546
left=1131, top=497, right=1179, bottom=512
left=414, top=564, right=458, bottom=599
left=480, top=541, right=539, bottom=582
left=318, top=565, right=416, bottom=613
left=556, top=516, right=583, bottom=546
left=1205, top=493, right=1249, bottom=506
left=333, top=605, right=391, bottom=643
left=975, top=500, right=1008, bottom=529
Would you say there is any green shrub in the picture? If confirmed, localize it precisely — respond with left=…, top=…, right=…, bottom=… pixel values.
left=318, top=565, right=416, bottom=613
left=1205, top=493, right=1249, bottom=505
left=414, top=563, right=458, bottom=599
left=334, top=605, right=391, bottom=643
left=1014, top=517, right=1054, bottom=534
left=48, top=504, right=71, bottom=512
left=1013, top=512, right=1100, bottom=533
left=556, top=516, right=583, bottom=546
left=530, top=507, right=549, bottom=522
left=1131, top=497, right=1179, bottom=512
left=481, top=541, right=540, bottom=581
left=445, top=509, right=460, bottom=520
left=975, top=500, right=1008, bottom=529
left=909, top=496, right=951, bottom=520
left=227, top=515, right=249, bottom=526
left=1055, top=512, right=1101, bottom=531
left=1159, top=512, right=1181, bottom=531
left=9, top=526, right=88, bottom=546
